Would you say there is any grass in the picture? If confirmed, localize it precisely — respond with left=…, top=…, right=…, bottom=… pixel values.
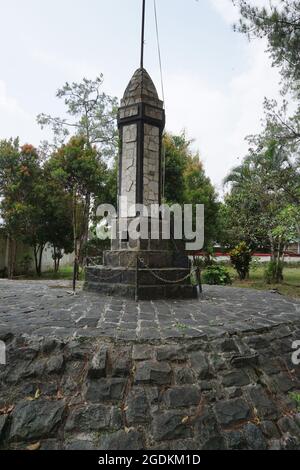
left=12, top=266, right=84, bottom=282
left=289, top=392, right=300, bottom=411
left=227, top=266, right=300, bottom=299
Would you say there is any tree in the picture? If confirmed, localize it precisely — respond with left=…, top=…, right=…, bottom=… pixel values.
left=183, top=156, right=221, bottom=250
left=234, top=1, right=300, bottom=154
left=163, top=132, right=189, bottom=205
left=37, top=76, right=118, bottom=263
left=234, top=0, right=300, bottom=90
left=0, top=140, right=75, bottom=277
left=42, top=175, right=74, bottom=273
left=0, top=141, right=48, bottom=277
left=37, top=76, right=118, bottom=153
left=163, top=131, right=221, bottom=251
left=47, top=137, right=106, bottom=290
left=0, top=138, right=22, bottom=278
left=224, top=138, right=300, bottom=282
left=229, top=242, right=252, bottom=280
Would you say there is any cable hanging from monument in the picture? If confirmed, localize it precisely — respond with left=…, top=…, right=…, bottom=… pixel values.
left=139, top=0, right=166, bottom=200
left=152, top=0, right=167, bottom=200
left=153, top=0, right=165, bottom=105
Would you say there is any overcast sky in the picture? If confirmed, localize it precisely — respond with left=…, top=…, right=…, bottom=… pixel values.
left=0, top=0, right=282, bottom=193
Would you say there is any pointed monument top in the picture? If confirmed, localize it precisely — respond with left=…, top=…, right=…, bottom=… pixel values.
left=121, top=68, right=163, bottom=108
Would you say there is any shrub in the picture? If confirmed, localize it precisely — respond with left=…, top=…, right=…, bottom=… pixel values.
left=203, top=265, right=232, bottom=285
left=264, top=260, right=284, bottom=284
left=20, top=254, right=33, bottom=275
left=229, top=242, right=252, bottom=280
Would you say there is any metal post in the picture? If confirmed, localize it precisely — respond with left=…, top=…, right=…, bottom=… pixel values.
left=135, top=257, right=139, bottom=302
left=196, top=266, right=203, bottom=297
left=140, top=0, right=146, bottom=68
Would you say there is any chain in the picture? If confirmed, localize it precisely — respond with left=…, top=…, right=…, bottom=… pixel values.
left=139, top=258, right=197, bottom=284
left=88, top=258, right=136, bottom=282
left=87, top=257, right=197, bottom=285
left=86, top=257, right=103, bottom=267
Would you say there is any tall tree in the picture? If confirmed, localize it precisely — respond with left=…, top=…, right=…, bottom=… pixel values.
left=224, top=139, right=300, bottom=281
left=234, top=1, right=300, bottom=148
left=41, top=174, right=74, bottom=273
left=234, top=0, right=300, bottom=88
left=37, top=76, right=118, bottom=262
left=163, top=132, right=190, bottom=205
left=0, top=141, right=48, bottom=276
left=0, top=138, right=22, bottom=277
left=163, top=131, right=221, bottom=250
left=0, top=140, right=75, bottom=277
left=47, top=137, right=106, bottom=290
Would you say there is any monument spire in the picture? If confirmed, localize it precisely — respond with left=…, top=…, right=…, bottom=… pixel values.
left=140, top=0, right=146, bottom=69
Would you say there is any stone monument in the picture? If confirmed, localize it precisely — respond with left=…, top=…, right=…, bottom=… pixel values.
left=85, top=1, right=197, bottom=300
left=84, top=66, right=197, bottom=300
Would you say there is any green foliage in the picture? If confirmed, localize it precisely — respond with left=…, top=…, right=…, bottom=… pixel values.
left=289, top=392, right=300, bottom=411
left=0, top=139, right=75, bottom=276
left=47, top=136, right=107, bottom=282
left=0, top=142, right=47, bottom=275
left=163, top=132, right=187, bottom=204
left=223, top=138, right=299, bottom=282
left=203, top=265, right=232, bottom=286
left=235, top=1, right=300, bottom=94
left=264, top=260, right=284, bottom=284
left=235, top=1, right=300, bottom=198
left=183, top=157, right=221, bottom=247
left=249, top=258, right=261, bottom=272
left=37, top=75, right=118, bottom=158
left=19, top=254, right=33, bottom=275
left=229, top=242, right=252, bottom=280
left=82, top=237, right=110, bottom=263
left=163, top=131, right=221, bottom=249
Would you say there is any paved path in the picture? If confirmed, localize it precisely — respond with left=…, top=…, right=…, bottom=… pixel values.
left=1, top=280, right=300, bottom=450
left=0, top=280, right=299, bottom=341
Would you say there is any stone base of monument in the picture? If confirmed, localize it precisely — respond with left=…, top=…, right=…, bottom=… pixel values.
left=84, top=250, right=198, bottom=300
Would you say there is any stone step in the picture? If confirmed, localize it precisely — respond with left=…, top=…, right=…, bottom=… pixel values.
left=85, top=266, right=194, bottom=287
left=103, top=250, right=190, bottom=269
left=84, top=281, right=197, bottom=300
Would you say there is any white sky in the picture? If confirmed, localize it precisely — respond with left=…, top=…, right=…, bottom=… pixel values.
left=0, top=0, right=283, bottom=194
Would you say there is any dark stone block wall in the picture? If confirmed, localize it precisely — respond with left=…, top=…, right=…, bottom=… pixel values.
left=1, top=326, right=300, bottom=450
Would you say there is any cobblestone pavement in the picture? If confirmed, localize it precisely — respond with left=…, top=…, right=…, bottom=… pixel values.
left=0, top=279, right=299, bottom=341
left=1, top=280, right=300, bottom=450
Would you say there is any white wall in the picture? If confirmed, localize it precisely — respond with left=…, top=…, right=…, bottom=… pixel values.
left=40, top=244, right=74, bottom=271
left=0, top=236, right=74, bottom=274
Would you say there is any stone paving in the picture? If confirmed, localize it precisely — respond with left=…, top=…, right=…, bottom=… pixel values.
left=0, top=280, right=300, bottom=450
left=0, top=279, right=299, bottom=341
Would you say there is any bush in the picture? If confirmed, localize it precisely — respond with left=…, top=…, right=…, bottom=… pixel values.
left=19, top=254, right=33, bottom=275
left=229, top=242, right=252, bottom=280
left=264, top=260, right=284, bottom=284
left=203, top=265, right=232, bottom=285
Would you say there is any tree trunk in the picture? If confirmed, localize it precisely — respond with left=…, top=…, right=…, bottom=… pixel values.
left=268, top=234, right=285, bottom=284
left=33, top=246, right=39, bottom=276
left=72, top=189, right=78, bottom=292
left=38, top=245, right=44, bottom=276
left=79, top=192, right=90, bottom=268
left=53, top=247, right=58, bottom=273
left=7, top=237, right=16, bottom=279
left=33, top=244, right=44, bottom=277
left=56, top=257, right=60, bottom=273
left=53, top=247, right=57, bottom=273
